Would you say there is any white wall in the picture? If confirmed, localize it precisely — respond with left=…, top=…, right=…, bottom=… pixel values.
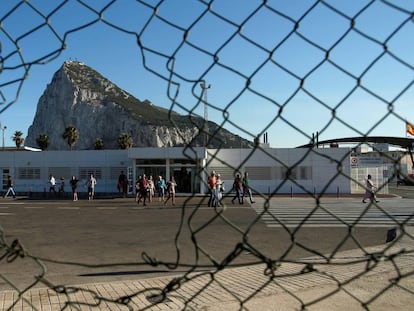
left=0, top=150, right=130, bottom=193
left=0, top=147, right=353, bottom=195
left=207, top=148, right=352, bottom=194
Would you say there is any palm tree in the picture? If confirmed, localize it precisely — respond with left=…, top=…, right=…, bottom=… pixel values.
left=118, top=132, right=133, bottom=149
left=36, top=134, right=49, bottom=150
left=62, top=125, right=79, bottom=150
left=12, top=130, right=24, bottom=148
left=94, top=138, right=104, bottom=150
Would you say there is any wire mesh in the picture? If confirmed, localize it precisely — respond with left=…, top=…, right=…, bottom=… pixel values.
left=1, top=1, right=414, bottom=310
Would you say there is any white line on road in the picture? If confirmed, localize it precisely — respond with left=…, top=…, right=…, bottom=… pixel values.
left=57, top=206, right=80, bottom=210
left=0, top=202, right=24, bottom=205
left=0, top=213, right=13, bottom=216
left=267, top=224, right=401, bottom=228
left=24, top=206, right=46, bottom=209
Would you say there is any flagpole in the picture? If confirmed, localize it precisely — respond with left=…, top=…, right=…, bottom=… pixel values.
left=405, top=121, right=414, bottom=137
left=406, top=121, right=408, bottom=138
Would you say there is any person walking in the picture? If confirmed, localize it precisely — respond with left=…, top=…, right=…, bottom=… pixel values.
left=242, top=172, right=255, bottom=204
left=207, top=171, right=218, bottom=207
left=157, top=175, right=166, bottom=202
left=135, top=177, right=141, bottom=203
left=164, top=176, right=177, bottom=206
left=70, top=176, right=79, bottom=201
left=59, top=176, right=65, bottom=197
left=147, top=175, right=155, bottom=202
left=87, top=173, right=97, bottom=200
left=231, top=174, right=244, bottom=205
left=49, top=174, right=57, bottom=195
left=3, top=175, right=16, bottom=198
left=137, top=174, right=148, bottom=206
left=362, top=174, right=379, bottom=203
left=216, top=174, right=225, bottom=206
left=118, top=171, right=128, bottom=197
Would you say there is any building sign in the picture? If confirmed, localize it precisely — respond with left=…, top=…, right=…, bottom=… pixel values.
left=350, top=156, right=358, bottom=167
left=350, top=156, right=383, bottom=167
left=358, top=157, right=383, bottom=166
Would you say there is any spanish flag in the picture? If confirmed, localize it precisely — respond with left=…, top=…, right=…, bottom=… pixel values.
left=406, top=121, right=414, bottom=136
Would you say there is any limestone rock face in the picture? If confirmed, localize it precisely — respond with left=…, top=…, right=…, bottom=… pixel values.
left=25, top=61, right=251, bottom=150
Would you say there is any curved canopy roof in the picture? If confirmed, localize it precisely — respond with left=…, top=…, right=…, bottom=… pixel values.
left=297, top=136, right=414, bottom=149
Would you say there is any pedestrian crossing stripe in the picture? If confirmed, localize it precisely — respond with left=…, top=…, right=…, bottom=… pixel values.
left=253, top=206, right=414, bottom=228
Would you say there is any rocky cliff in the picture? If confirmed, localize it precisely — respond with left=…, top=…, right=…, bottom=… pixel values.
left=25, top=61, right=252, bottom=150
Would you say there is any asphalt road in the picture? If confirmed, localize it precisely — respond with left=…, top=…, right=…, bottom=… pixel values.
left=0, top=195, right=403, bottom=291
left=388, top=183, right=414, bottom=199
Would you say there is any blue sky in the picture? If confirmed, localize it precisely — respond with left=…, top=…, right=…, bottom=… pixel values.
left=0, top=0, right=413, bottom=148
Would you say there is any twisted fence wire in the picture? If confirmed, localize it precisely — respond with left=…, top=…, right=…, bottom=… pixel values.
left=1, top=0, right=414, bottom=310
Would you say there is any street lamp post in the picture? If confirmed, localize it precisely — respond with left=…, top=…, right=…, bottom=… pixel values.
left=200, top=82, right=211, bottom=147
left=0, top=123, right=6, bottom=150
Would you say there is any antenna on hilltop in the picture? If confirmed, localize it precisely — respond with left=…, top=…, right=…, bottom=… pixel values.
left=0, top=122, right=7, bottom=149
left=200, top=81, right=211, bottom=147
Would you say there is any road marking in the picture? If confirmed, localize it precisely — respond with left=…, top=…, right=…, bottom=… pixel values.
left=24, top=206, right=45, bottom=209
left=0, top=213, right=13, bottom=216
left=0, top=202, right=23, bottom=205
left=57, top=206, right=80, bottom=210
left=254, top=205, right=414, bottom=228
left=96, top=207, right=117, bottom=210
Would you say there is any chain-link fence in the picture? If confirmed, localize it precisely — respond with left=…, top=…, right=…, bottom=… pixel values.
left=1, top=1, right=414, bottom=310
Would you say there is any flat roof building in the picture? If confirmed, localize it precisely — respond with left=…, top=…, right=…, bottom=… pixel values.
left=0, top=147, right=391, bottom=197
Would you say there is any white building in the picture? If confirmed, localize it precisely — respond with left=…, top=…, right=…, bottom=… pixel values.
left=0, top=147, right=387, bottom=197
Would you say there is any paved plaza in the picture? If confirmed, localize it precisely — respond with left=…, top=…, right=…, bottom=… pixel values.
left=1, top=194, right=413, bottom=310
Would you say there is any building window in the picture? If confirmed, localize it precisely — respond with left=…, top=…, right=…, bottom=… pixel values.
left=299, top=166, right=312, bottom=180
left=18, top=168, right=41, bottom=179
left=136, top=167, right=166, bottom=181
left=244, top=167, right=272, bottom=180
left=79, top=168, right=102, bottom=179
left=48, top=167, right=71, bottom=180
left=2, top=168, right=10, bottom=190
left=110, top=167, right=127, bottom=179
left=136, top=159, right=165, bottom=165
left=170, top=159, right=197, bottom=165
left=207, top=166, right=238, bottom=180
left=275, top=166, right=311, bottom=180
